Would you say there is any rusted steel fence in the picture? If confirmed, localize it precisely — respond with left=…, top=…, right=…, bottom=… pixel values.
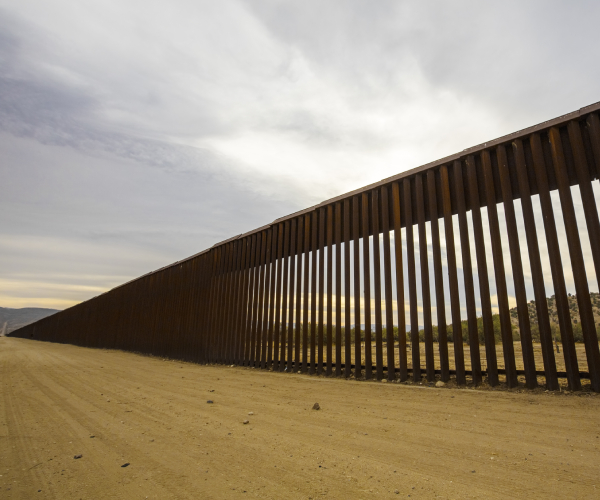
left=11, top=102, right=600, bottom=391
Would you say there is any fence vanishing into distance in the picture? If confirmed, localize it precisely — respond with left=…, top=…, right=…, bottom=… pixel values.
left=11, top=102, right=600, bottom=392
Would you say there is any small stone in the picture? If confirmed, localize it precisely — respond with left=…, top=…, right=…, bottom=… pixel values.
left=471, top=470, right=476, bottom=473
left=38, top=490, right=42, bottom=492
left=394, top=489, right=399, bottom=494
left=243, top=420, right=249, bottom=424
left=121, top=462, right=130, bottom=468
left=74, top=454, right=82, bottom=459
left=435, top=381, right=445, bottom=388
left=248, top=412, right=254, bottom=415
left=207, top=400, right=213, bottom=404
left=312, top=403, right=320, bottom=410
left=381, top=379, right=387, bottom=383
left=90, top=435, right=95, bottom=438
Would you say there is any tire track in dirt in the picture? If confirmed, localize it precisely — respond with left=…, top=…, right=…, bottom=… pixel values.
left=2, top=337, right=600, bottom=499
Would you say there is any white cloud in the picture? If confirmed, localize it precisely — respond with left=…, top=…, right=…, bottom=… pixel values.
left=1, top=0, right=599, bottom=309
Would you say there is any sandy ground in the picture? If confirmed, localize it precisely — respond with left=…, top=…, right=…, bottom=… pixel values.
left=1, top=337, right=600, bottom=499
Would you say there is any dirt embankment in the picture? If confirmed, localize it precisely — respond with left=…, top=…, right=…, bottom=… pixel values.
left=1, top=337, right=599, bottom=499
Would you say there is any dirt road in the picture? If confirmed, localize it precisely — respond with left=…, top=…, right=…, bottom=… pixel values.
left=1, top=337, right=599, bottom=499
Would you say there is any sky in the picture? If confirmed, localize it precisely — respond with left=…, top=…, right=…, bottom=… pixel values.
left=2, top=0, right=600, bottom=311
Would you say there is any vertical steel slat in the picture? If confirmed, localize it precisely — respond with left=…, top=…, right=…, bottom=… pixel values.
left=326, top=204, right=334, bottom=376
left=197, top=257, right=208, bottom=363
left=381, top=185, right=396, bottom=380
left=295, top=216, right=304, bottom=372
left=250, top=232, right=264, bottom=366
left=361, top=192, right=373, bottom=379
left=280, top=221, right=291, bottom=371
left=209, top=249, right=221, bottom=362
left=207, top=248, right=221, bottom=363
left=190, top=258, right=202, bottom=362
left=440, top=165, right=466, bottom=385
left=318, top=208, right=326, bottom=374
left=154, top=268, right=166, bottom=357
left=211, top=249, right=221, bottom=364
left=191, top=257, right=202, bottom=362
left=453, top=161, right=482, bottom=385
left=217, top=247, right=229, bottom=363
left=216, top=244, right=229, bottom=362
left=372, top=188, right=384, bottom=381
left=465, top=157, right=499, bottom=386
left=427, top=171, right=450, bottom=382
left=213, top=248, right=225, bottom=363
left=234, top=238, right=249, bottom=365
left=225, top=242, right=239, bottom=363
left=352, top=195, right=362, bottom=378
left=228, top=242, right=241, bottom=363
left=415, top=173, right=436, bottom=382
left=239, top=239, right=252, bottom=365
left=512, top=139, right=558, bottom=389
left=220, top=243, right=234, bottom=363
left=182, top=263, right=192, bottom=360
left=568, top=122, right=600, bottom=297
left=161, top=269, right=172, bottom=357
left=497, top=144, right=537, bottom=388
left=242, top=234, right=256, bottom=366
left=344, top=199, right=352, bottom=377
left=180, top=263, right=191, bottom=360
left=530, top=133, right=580, bottom=389
left=287, top=218, right=297, bottom=373
left=198, top=255, right=209, bottom=362
left=149, top=271, right=162, bottom=357
left=173, top=263, right=187, bottom=360
left=273, top=225, right=284, bottom=370
left=481, top=150, right=518, bottom=388
left=200, top=252, right=213, bottom=362
left=404, top=178, right=420, bottom=382
left=192, top=257, right=206, bottom=362
left=267, top=227, right=278, bottom=367
left=221, top=244, right=234, bottom=363
left=260, top=229, right=273, bottom=368
left=244, top=235, right=257, bottom=365
left=310, top=210, right=318, bottom=374
left=392, top=182, right=408, bottom=381
left=230, top=242, right=243, bottom=364
left=549, top=127, right=600, bottom=391
left=257, top=231, right=269, bottom=367
left=205, top=254, right=215, bottom=363
left=193, top=257, right=204, bottom=362
left=198, top=255, right=208, bottom=363
left=302, top=214, right=311, bottom=373
left=214, top=245, right=228, bottom=363
left=335, top=202, right=343, bottom=376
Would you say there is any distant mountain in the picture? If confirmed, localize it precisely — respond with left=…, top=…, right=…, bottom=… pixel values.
left=0, top=307, right=60, bottom=335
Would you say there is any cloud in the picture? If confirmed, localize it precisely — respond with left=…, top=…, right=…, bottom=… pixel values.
left=1, top=0, right=599, bottom=309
